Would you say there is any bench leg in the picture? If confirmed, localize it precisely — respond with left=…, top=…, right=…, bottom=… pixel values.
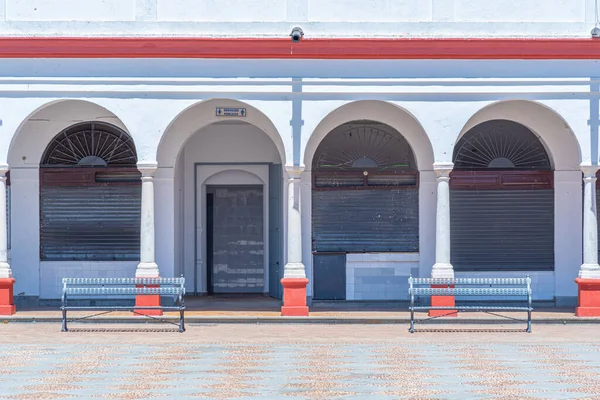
left=409, top=309, right=415, bottom=333
left=61, top=309, right=68, bottom=332
left=527, top=309, right=532, bottom=333
left=179, top=309, right=185, bottom=333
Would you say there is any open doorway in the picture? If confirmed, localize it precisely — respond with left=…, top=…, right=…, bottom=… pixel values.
left=206, top=185, right=265, bottom=294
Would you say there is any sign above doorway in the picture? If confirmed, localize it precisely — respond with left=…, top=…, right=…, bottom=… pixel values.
left=216, top=107, right=246, bottom=117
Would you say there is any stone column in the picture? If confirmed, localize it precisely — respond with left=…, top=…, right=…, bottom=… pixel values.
left=430, top=162, right=456, bottom=317
left=0, top=166, right=15, bottom=315
left=281, top=166, right=309, bottom=316
left=432, top=162, right=454, bottom=279
left=136, top=163, right=159, bottom=278
left=135, top=162, right=161, bottom=316
left=576, top=165, right=600, bottom=317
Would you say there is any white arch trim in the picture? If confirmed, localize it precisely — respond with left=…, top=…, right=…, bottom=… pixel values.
left=203, top=169, right=265, bottom=186
left=157, top=99, right=286, bottom=168
left=457, top=100, right=582, bottom=171
left=6, top=99, right=131, bottom=167
left=304, top=100, right=435, bottom=171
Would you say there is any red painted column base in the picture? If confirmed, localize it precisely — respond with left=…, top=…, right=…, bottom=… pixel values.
left=575, top=278, right=600, bottom=317
left=281, top=278, right=309, bottom=317
left=429, top=284, right=457, bottom=317
left=0, top=278, right=16, bottom=315
left=135, top=283, right=163, bottom=316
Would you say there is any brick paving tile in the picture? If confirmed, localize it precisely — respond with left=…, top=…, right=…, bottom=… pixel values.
left=0, top=324, right=599, bottom=399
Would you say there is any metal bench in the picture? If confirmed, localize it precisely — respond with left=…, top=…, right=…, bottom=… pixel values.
left=408, top=277, right=532, bottom=333
left=61, top=277, right=186, bottom=333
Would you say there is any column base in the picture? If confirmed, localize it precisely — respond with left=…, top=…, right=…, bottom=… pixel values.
left=281, top=278, right=309, bottom=317
left=575, top=278, right=600, bottom=317
left=429, top=284, right=457, bottom=317
left=0, top=278, right=16, bottom=316
left=135, top=262, right=160, bottom=278
left=135, top=283, right=163, bottom=317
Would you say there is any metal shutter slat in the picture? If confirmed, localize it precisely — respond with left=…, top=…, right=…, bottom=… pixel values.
left=40, top=185, right=141, bottom=261
left=450, top=189, right=554, bottom=271
left=312, top=189, right=419, bottom=252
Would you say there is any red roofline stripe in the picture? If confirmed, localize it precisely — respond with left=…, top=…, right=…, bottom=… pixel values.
left=0, top=37, right=599, bottom=59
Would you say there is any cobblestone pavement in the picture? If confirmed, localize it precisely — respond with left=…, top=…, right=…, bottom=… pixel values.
left=1, top=323, right=600, bottom=399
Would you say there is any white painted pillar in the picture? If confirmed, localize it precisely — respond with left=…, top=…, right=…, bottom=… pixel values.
left=579, top=165, right=600, bottom=278
left=0, top=166, right=11, bottom=279
left=284, top=166, right=306, bottom=279
left=136, top=162, right=159, bottom=278
left=432, top=162, right=454, bottom=279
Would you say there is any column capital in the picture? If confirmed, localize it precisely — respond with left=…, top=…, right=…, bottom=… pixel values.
left=433, top=162, right=453, bottom=179
left=581, top=164, right=599, bottom=179
left=137, top=161, right=158, bottom=177
left=285, top=165, right=304, bottom=180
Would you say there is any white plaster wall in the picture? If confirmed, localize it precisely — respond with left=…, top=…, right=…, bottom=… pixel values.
left=346, top=253, right=419, bottom=301
left=39, top=262, right=138, bottom=299
left=155, top=166, right=176, bottom=280
left=9, top=168, right=39, bottom=297
left=5, top=0, right=135, bottom=21
left=554, top=171, right=583, bottom=301
left=300, top=171, right=312, bottom=297
left=308, top=0, right=432, bottom=22
left=455, top=271, right=555, bottom=301
left=418, top=171, right=437, bottom=279
left=454, top=0, right=585, bottom=22
left=158, top=0, right=286, bottom=22
left=0, top=0, right=595, bottom=37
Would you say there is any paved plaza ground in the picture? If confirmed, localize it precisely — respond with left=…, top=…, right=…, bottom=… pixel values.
left=0, top=323, right=600, bottom=399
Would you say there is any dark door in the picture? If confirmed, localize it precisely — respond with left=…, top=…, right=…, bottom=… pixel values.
left=207, top=185, right=265, bottom=293
left=313, top=253, right=346, bottom=300
left=206, top=193, right=214, bottom=294
left=268, top=164, right=283, bottom=299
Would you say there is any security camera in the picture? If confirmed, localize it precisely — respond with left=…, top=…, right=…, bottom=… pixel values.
left=290, top=27, right=304, bottom=43
left=592, top=27, right=600, bottom=38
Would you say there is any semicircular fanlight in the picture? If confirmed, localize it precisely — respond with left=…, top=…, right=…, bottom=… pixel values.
left=41, top=122, right=137, bottom=167
left=313, top=121, right=416, bottom=172
left=453, top=120, right=551, bottom=170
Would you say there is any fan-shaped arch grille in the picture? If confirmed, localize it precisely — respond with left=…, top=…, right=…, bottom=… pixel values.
left=41, top=122, right=137, bottom=167
left=313, top=121, right=416, bottom=172
left=453, top=120, right=551, bottom=170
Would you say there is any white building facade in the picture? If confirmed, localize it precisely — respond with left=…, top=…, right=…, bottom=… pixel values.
left=1, top=0, right=600, bottom=314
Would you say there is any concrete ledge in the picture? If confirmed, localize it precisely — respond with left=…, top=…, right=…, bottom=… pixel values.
left=1, top=315, right=598, bottom=325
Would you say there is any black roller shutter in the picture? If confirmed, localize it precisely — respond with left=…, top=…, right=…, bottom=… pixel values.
left=40, top=185, right=141, bottom=261
left=450, top=189, right=554, bottom=271
left=312, top=189, right=419, bottom=253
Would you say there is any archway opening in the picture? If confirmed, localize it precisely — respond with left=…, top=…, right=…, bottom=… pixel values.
left=39, top=122, right=141, bottom=262
left=311, top=120, right=419, bottom=300
left=167, top=119, right=284, bottom=300
left=451, top=119, right=554, bottom=272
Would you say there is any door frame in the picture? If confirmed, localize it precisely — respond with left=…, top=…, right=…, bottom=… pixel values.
left=194, top=163, right=276, bottom=295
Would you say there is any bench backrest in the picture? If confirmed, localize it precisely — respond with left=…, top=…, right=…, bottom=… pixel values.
left=408, top=276, right=531, bottom=297
left=62, top=277, right=185, bottom=297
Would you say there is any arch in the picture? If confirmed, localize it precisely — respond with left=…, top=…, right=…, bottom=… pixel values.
left=304, top=101, right=435, bottom=171
left=454, top=120, right=552, bottom=171
left=313, top=121, right=417, bottom=172
left=40, top=121, right=137, bottom=167
left=157, top=99, right=286, bottom=167
left=7, top=99, right=133, bottom=167
left=204, top=169, right=265, bottom=186
left=457, top=100, right=581, bottom=171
